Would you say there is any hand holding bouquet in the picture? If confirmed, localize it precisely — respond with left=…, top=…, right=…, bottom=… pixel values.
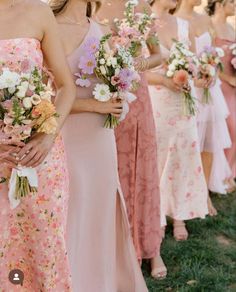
left=197, top=45, right=224, bottom=103
left=75, top=35, right=140, bottom=128
left=166, top=40, right=198, bottom=116
left=0, top=67, right=57, bottom=208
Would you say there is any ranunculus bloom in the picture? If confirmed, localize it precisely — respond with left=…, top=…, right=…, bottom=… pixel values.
left=173, top=69, right=189, bottom=86
left=38, top=116, right=57, bottom=135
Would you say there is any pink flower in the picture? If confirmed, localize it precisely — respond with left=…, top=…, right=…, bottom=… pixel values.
left=111, top=36, right=130, bottom=48
left=10, top=227, right=18, bottom=236
left=111, top=75, right=121, bottom=86
left=78, top=54, right=96, bottom=75
left=83, top=37, right=100, bottom=54
left=173, top=69, right=189, bottom=86
left=21, top=59, right=31, bottom=72
left=75, top=72, right=91, bottom=88
left=2, top=100, right=13, bottom=110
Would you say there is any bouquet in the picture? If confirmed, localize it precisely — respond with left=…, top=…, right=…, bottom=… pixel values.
left=229, top=43, right=236, bottom=70
left=113, top=0, right=158, bottom=57
left=198, top=46, right=224, bottom=103
left=166, top=40, right=199, bottom=116
left=75, top=35, right=140, bottom=128
left=0, top=67, right=57, bottom=208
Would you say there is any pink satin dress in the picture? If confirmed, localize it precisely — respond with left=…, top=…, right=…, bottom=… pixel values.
left=62, top=20, right=148, bottom=292
left=215, top=37, right=236, bottom=179
left=114, top=65, right=162, bottom=261
left=0, top=38, right=72, bottom=291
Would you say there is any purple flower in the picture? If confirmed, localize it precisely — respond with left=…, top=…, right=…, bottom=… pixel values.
left=75, top=72, right=91, bottom=88
left=78, top=53, right=96, bottom=75
left=119, top=68, right=135, bottom=82
left=83, top=37, right=100, bottom=54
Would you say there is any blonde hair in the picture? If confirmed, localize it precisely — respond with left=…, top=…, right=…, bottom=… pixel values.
left=49, top=0, right=102, bottom=16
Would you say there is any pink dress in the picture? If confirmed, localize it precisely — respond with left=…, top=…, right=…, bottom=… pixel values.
left=114, top=66, right=162, bottom=259
left=194, top=32, right=232, bottom=194
left=62, top=20, right=148, bottom=292
left=0, top=39, right=72, bottom=291
left=215, top=38, right=236, bottom=179
left=148, top=18, right=209, bottom=226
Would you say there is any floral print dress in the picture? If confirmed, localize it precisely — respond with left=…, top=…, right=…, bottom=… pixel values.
left=0, top=38, right=72, bottom=291
left=148, top=18, right=209, bottom=226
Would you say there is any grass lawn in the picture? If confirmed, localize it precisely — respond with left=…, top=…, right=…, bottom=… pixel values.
left=143, top=191, right=236, bottom=292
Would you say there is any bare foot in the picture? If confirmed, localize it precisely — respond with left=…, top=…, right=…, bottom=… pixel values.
left=208, top=196, right=217, bottom=216
left=225, top=178, right=236, bottom=194
left=173, top=220, right=188, bottom=241
left=151, top=255, right=167, bottom=280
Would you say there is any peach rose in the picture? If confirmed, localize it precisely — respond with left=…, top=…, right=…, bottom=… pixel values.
left=173, top=69, right=189, bottom=86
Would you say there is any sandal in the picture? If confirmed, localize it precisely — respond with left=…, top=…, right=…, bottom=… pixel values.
left=151, top=256, right=167, bottom=280
left=173, top=220, right=188, bottom=241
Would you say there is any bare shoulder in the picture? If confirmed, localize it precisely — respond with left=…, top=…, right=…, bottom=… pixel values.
left=25, top=0, right=55, bottom=24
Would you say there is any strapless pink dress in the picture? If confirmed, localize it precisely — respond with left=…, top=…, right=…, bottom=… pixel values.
left=62, top=20, right=148, bottom=292
left=215, top=37, right=236, bottom=179
left=148, top=18, right=209, bottom=226
left=0, top=38, right=72, bottom=291
left=194, top=32, right=232, bottom=194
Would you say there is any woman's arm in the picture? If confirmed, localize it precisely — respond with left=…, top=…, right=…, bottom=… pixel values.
left=71, top=97, right=123, bottom=118
left=41, top=6, right=76, bottom=133
left=219, top=72, right=236, bottom=87
left=146, top=72, right=181, bottom=92
left=18, top=4, right=76, bottom=167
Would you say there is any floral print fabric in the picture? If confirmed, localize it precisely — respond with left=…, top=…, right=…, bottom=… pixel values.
left=0, top=38, right=72, bottom=291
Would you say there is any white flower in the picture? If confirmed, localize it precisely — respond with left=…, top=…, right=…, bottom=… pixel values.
left=208, top=65, right=216, bottom=77
left=22, top=119, right=32, bottom=125
left=150, top=13, right=156, bottom=19
left=22, top=97, right=32, bottom=109
left=168, top=64, right=177, bottom=71
left=115, top=68, right=120, bottom=75
left=172, top=60, right=179, bottom=66
left=215, top=47, right=225, bottom=58
left=31, top=94, right=41, bottom=105
left=214, top=57, right=220, bottom=65
left=23, top=128, right=32, bottom=136
left=106, top=57, right=117, bottom=67
left=129, top=0, right=139, bottom=5
left=0, top=69, right=21, bottom=89
left=93, top=84, right=111, bottom=102
left=99, top=58, right=106, bottom=65
left=8, top=87, right=16, bottom=94
left=21, top=73, right=31, bottom=80
left=16, top=81, right=29, bottom=98
left=167, top=70, right=174, bottom=78
left=100, top=66, right=106, bottom=75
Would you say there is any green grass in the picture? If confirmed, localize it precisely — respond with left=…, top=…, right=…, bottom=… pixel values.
left=143, top=191, right=236, bottom=292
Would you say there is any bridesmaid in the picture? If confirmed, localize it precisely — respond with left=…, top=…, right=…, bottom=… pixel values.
left=50, top=0, right=148, bottom=291
left=147, top=0, right=208, bottom=241
left=175, top=0, right=232, bottom=198
left=208, top=0, right=236, bottom=192
left=0, top=0, right=76, bottom=290
left=97, top=0, right=167, bottom=279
